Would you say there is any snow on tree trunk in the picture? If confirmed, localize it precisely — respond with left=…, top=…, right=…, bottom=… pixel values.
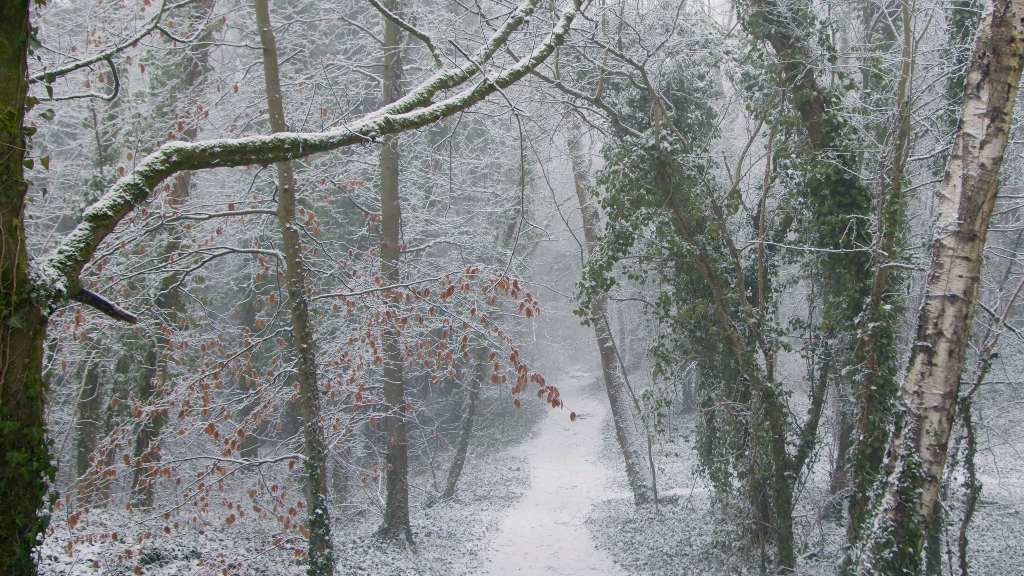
left=255, top=1, right=335, bottom=573
left=855, top=0, right=1024, bottom=571
left=565, top=112, right=655, bottom=506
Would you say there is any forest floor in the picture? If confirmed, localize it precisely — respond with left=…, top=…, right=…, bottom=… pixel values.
left=479, top=368, right=627, bottom=576
left=38, top=367, right=1024, bottom=576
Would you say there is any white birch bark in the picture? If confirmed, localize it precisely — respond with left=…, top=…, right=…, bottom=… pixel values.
left=856, top=0, right=1024, bottom=570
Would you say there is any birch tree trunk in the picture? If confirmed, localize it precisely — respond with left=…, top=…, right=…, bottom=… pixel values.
left=856, top=0, right=1024, bottom=570
left=377, top=5, right=413, bottom=542
left=255, top=1, right=335, bottom=572
left=565, top=112, right=655, bottom=505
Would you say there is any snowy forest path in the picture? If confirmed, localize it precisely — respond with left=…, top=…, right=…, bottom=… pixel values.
left=479, top=368, right=627, bottom=575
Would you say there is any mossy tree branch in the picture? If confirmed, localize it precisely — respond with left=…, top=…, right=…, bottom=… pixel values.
left=33, top=0, right=583, bottom=314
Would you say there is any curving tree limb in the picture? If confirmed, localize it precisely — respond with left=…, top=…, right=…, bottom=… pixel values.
left=35, top=0, right=584, bottom=321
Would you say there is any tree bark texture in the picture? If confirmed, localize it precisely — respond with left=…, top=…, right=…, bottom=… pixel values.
left=74, top=359, right=102, bottom=505
left=855, top=0, right=1024, bottom=571
left=440, top=355, right=482, bottom=501
left=255, top=1, right=335, bottom=573
left=378, top=6, right=413, bottom=542
left=0, top=2, right=54, bottom=574
left=565, top=113, right=655, bottom=506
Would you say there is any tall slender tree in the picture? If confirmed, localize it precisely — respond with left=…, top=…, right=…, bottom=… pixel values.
left=565, top=111, right=655, bottom=505
left=255, top=0, right=335, bottom=572
left=377, top=0, right=412, bottom=542
left=856, top=0, right=1024, bottom=570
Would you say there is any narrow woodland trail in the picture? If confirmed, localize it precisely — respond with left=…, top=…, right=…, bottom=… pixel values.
left=480, top=368, right=628, bottom=575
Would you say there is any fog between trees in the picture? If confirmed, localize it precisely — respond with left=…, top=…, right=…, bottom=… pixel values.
left=2, top=0, right=1024, bottom=574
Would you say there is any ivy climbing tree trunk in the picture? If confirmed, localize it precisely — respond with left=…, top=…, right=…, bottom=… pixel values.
left=844, top=0, right=914, bottom=548
left=378, top=4, right=412, bottom=542
left=742, top=0, right=903, bottom=553
left=0, top=2, right=54, bottom=574
left=855, top=0, right=1024, bottom=571
left=566, top=112, right=654, bottom=506
left=255, top=0, right=335, bottom=573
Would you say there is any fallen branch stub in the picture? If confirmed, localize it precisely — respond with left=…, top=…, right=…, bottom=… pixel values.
left=70, top=287, right=139, bottom=324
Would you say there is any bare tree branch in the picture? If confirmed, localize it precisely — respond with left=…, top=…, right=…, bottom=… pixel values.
left=33, top=0, right=584, bottom=310
left=365, top=0, right=444, bottom=68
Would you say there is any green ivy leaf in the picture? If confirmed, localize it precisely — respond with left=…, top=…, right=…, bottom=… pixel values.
left=6, top=313, right=26, bottom=329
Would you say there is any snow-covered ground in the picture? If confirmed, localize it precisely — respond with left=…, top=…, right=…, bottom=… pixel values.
left=480, top=369, right=627, bottom=576
left=37, top=171, right=1024, bottom=576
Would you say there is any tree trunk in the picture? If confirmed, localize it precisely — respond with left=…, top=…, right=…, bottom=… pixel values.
left=855, top=0, right=1024, bottom=570
left=766, top=391, right=796, bottom=570
left=0, top=3, right=54, bottom=574
left=565, top=112, right=655, bottom=505
left=830, top=409, right=853, bottom=498
left=131, top=2, right=216, bottom=506
left=743, top=2, right=900, bottom=552
left=440, top=355, right=483, bottom=501
left=924, top=499, right=945, bottom=575
left=255, top=1, right=335, bottom=573
left=378, top=4, right=412, bottom=542
left=75, top=359, right=102, bottom=506
left=845, top=0, right=915, bottom=548
left=130, top=346, right=161, bottom=508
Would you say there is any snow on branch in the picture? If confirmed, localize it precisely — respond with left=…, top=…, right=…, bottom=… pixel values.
left=33, top=0, right=584, bottom=315
left=29, top=0, right=207, bottom=84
